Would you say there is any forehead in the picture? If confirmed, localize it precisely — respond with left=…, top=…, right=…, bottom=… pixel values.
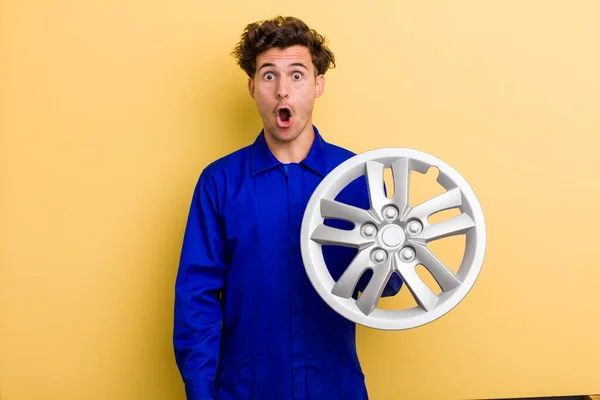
left=256, top=45, right=313, bottom=69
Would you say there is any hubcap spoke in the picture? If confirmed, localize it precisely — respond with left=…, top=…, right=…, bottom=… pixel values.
left=320, top=198, right=378, bottom=225
left=311, top=224, right=375, bottom=250
left=414, top=244, right=461, bottom=291
left=394, top=254, right=439, bottom=311
left=413, top=213, right=475, bottom=243
left=365, top=161, right=387, bottom=218
left=405, top=187, right=463, bottom=221
left=356, top=257, right=393, bottom=315
left=332, top=250, right=372, bottom=299
left=391, top=158, right=410, bottom=215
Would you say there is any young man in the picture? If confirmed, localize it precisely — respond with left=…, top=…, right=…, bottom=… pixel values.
left=173, top=16, right=401, bottom=400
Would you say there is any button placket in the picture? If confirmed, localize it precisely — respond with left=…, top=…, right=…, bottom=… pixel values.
left=287, top=164, right=306, bottom=399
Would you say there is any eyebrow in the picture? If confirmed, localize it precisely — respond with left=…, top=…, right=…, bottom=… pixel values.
left=257, top=62, right=309, bottom=72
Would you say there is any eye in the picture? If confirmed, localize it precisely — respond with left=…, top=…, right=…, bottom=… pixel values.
left=292, top=72, right=303, bottom=80
left=264, top=73, right=275, bottom=80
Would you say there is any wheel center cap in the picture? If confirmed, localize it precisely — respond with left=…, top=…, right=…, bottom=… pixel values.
left=381, top=225, right=405, bottom=247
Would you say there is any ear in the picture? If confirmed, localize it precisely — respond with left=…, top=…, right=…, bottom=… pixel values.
left=248, top=77, right=255, bottom=99
left=315, top=74, right=325, bottom=98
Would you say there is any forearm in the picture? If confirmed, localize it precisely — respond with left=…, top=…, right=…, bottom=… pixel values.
left=173, top=290, right=222, bottom=400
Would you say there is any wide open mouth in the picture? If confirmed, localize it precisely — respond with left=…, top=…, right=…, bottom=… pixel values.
left=278, top=107, right=291, bottom=122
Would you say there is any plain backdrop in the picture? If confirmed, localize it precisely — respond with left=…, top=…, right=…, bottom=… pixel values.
left=2, top=1, right=600, bottom=399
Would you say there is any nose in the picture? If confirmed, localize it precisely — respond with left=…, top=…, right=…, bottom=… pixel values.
left=276, top=78, right=289, bottom=99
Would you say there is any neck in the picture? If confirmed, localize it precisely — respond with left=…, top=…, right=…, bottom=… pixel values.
left=264, top=124, right=315, bottom=164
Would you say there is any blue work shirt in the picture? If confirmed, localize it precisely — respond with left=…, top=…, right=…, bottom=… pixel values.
left=173, top=126, right=402, bottom=400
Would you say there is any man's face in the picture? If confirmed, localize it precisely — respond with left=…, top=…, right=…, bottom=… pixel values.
left=248, top=45, right=324, bottom=144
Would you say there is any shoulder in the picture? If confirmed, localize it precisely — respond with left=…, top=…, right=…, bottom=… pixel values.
left=192, top=144, right=252, bottom=208
left=204, top=145, right=251, bottom=177
left=325, top=141, right=357, bottom=159
left=198, top=144, right=252, bottom=185
left=323, top=141, right=359, bottom=172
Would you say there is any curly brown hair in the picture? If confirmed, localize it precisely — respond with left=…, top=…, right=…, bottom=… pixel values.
left=231, top=16, right=336, bottom=78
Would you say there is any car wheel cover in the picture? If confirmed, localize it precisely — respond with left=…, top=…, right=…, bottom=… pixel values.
left=300, top=148, right=487, bottom=330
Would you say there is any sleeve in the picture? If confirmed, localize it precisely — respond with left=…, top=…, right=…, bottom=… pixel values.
left=173, top=170, right=227, bottom=400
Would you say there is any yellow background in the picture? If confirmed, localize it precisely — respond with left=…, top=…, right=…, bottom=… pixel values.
left=2, top=1, right=599, bottom=399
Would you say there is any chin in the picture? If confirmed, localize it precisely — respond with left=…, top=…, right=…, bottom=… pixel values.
left=269, top=126, right=300, bottom=142
left=278, top=132, right=302, bottom=143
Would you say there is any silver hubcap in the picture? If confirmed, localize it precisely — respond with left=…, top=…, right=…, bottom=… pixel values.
left=300, top=148, right=487, bottom=330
